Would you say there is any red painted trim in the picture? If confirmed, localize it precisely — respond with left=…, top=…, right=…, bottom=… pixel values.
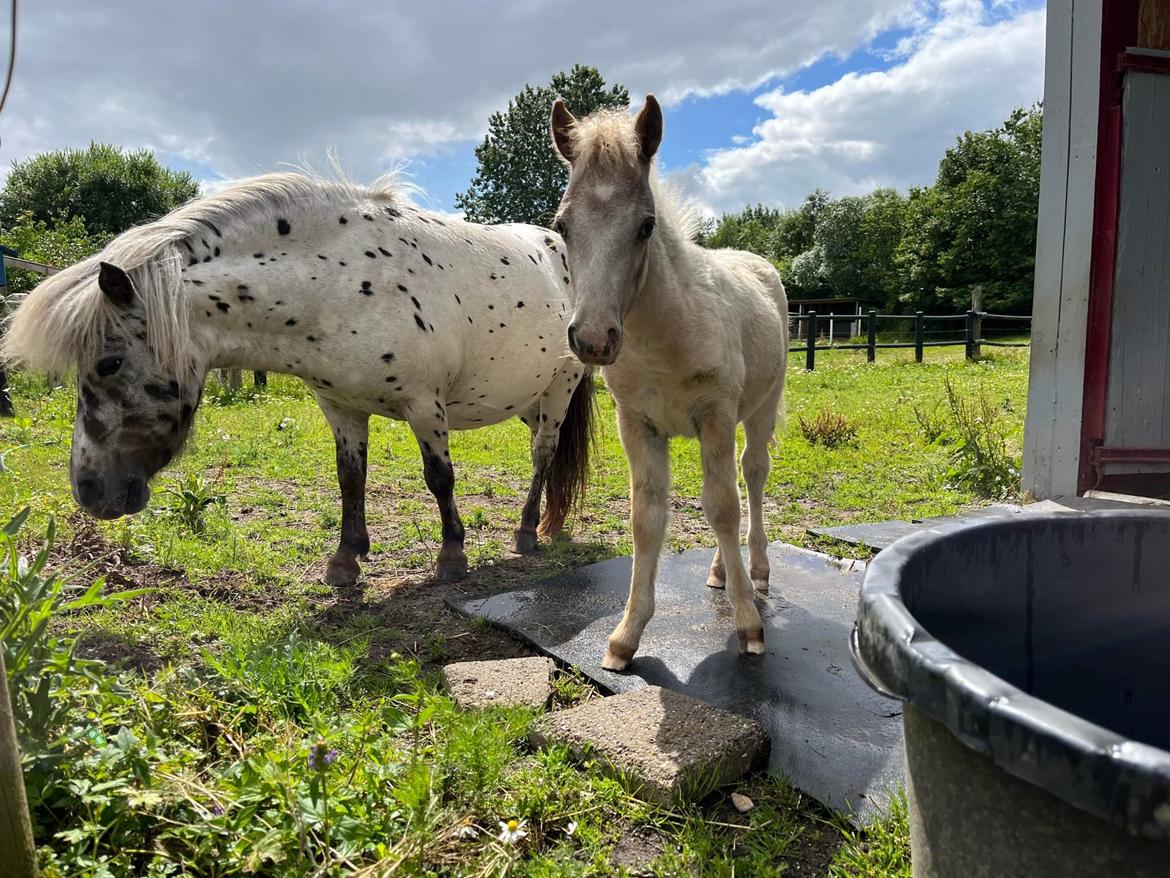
left=1119, top=51, right=1170, bottom=75
left=1078, top=1, right=1141, bottom=494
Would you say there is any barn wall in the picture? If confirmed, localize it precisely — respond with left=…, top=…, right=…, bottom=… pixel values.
left=1023, top=0, right=1103, bottom=498
left=1102, top=69, right=1170, bottom=472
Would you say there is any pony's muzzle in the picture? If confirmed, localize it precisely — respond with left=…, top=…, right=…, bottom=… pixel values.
left=567, top=320, right=622, bottom=366
left=73, top=471, right=151, bottom=519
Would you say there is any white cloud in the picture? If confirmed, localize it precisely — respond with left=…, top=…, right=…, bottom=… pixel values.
left=0, top=0, right=919, bottom=187
left=677, top=0, right=1045, bottom=213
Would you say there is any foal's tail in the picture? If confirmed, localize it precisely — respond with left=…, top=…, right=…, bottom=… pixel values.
left=539, top=369, right=596, bottom=537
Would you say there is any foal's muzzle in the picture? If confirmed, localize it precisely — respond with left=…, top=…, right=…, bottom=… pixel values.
left=567, top=321, right=622, bottom=366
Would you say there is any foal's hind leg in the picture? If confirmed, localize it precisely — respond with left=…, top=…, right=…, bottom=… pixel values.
left=319, top=400, right=371, bottom=587
left=742, top=383, right=783, bottom=593
left=515, top=403, right=556, bottom=554
left=407, top=407, right=467, bottom=581
left=696, top=405, right=765, bottom=655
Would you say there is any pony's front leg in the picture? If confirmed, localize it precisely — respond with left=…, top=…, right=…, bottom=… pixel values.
left=604, top=408, right=670, bottom=671
left=408, top=411, right=467, bottom=581
left=319, top=400, right=370, bottom=587
left=514, top=403, right=557, bottom=554
left=696, top=405, right=765, bottom=655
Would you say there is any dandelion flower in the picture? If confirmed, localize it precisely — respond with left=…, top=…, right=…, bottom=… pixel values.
left=497, top=818, right=528, bottom=844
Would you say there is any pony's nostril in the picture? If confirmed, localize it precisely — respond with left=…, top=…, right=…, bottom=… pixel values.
left=76, top=477, right=101, bottom=508
left=125, top=477, right=147, bottom=511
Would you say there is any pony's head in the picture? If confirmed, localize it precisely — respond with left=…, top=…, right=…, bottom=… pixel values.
left=3, top=254, right=206, bottom=519
left=550, top=94, right=663, bottom=366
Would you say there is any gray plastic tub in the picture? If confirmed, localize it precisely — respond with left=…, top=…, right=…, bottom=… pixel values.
left=853, top=512, right=1170, bottom=878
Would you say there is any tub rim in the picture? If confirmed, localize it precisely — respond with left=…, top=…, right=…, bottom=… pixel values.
left=853, top=510, right=1170, bottom=843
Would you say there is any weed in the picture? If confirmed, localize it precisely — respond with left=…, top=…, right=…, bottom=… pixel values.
left=799, top=408, right=860, bottom=448
left=940, top=376, right=1021, bottom=500
left=163, top=471, right=225, bottom=533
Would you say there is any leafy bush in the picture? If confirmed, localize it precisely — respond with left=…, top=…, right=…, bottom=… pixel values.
left=798, top=409, right=860, bottom=448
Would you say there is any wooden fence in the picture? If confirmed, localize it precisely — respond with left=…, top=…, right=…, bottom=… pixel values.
left=789, top=310, right=1031, bottom=370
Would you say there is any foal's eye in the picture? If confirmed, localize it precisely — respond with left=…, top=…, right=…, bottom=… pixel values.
left=639, top=217, right=656, bottom=239
left=96, top=357, right=123, bottom=377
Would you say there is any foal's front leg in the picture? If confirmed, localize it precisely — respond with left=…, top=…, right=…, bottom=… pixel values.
left=320, top=400, right=371, bottom=587
left=604, top=408, right=671, bottom=671
left=407, top=408, right=467, bottom=581
left=697, top=405, right=765, bottom=654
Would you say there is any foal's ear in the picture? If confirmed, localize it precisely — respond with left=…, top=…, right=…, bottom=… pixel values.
left=635, top=94, right=663, bottom=162
left=98, top=262, right=136, bottom=308
left=550, top=98, right=577, bottom=164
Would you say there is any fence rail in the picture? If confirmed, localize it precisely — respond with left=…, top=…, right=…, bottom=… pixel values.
left=789, top=309, right=1031, bottom=370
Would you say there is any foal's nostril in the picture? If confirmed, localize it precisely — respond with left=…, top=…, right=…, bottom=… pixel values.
left=606, top=327, right=621, bottom=353
left=567, top=323, right=581, bottom=355
left=76, top=476, right=101, bottom=508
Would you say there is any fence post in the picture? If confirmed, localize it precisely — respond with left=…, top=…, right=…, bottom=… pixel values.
left=867, top=309, right=877, bottom=364
left=970, top=286, right=983, bottom=360
left=0, top=651, right=38, bottom=878
left=253, top=371, right=267, bottom=389
left=805, top=312, right=816, bottom=371
left=915, top=311, right=924, bottom=363
left=965, top=310, right=977, bottom=361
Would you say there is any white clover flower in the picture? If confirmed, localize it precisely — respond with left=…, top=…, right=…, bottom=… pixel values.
left=565, top=820, right=578, bottom=837
left=455, top=824, right=478, bottom=840
left=497, top=818, right=528, bottom=844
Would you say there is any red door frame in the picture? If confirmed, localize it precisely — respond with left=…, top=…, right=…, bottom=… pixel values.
left=1078, top=0, right=1143, bottom=492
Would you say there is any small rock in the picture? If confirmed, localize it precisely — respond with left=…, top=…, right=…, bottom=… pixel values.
left=730, top=792, right=754, bottom=813
left=441, top=656, right=555, bottom=710
left=530, top=685, right=769, bottom=805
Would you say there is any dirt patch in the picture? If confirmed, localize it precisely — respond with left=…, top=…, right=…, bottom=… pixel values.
left=610, top=827, right=665, bottom=875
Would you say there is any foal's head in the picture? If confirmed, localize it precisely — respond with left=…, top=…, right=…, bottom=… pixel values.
left=550, top=95, right=663, bottom=366
left=69, top=262, right=203, bottom=519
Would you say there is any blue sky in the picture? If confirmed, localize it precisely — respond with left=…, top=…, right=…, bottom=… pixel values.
left=2, top=0, right=1047, bottom=216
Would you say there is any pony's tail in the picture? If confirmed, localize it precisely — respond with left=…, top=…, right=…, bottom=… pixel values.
left=538, top=369, right=596, bottom=538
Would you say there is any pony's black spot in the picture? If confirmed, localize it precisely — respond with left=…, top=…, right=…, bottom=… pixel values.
left=500, top=257, right=510, bottom=265
left=378, top=246, right=392, bottom=257
left=277, top=218, right=291, bottom=235
left=541, top=347, right=546, bottom=352
left=365, top=250, right=376, bottom=258
left=321, top=379, right=333, bottom=387
left=489, top=273, right=497, bottom=281
left=398, top=237, right=409, bottom=246
left=188, top=258, right=199, bottom=267
left=499, top=323, right=506, bottom=328
left=143, top=382, right=180, bottom=400
left=516, top=301, right=525, bottom=308
left=561, top=253, right=568, bottom=270
left=414, top=314, right=426, bottom=331
left=306, top=335, right=317, bottom=342
left=207, top=293, right=219, bottom=300
left=238, top=294, right=255, bottom=302
left=196, top=218, right=223, bottom=238
left=385, top=375, right=397, bottom=383
left=422, top=253, right=433, bottom=266
left=397, top=284, right=408, bottom=292
left=216, top=302, right=231, bottom=313
left=454, top=294, right=461, bottom=304
left=411, top=296, right=421, bottom=310
left=381, top=353, right=394, bottom=362
left=360, top=287, right=373, bottom=297
left=318, top=254, right=328, bottom=260
left=286, top=318, right=298, bottom=326
left=338, top=261, right=347, bottom=267
left=238, top=284, right=248, bottom=291
left=363, top=213, right=374, bottom=221
left=339, top=216, right=348, bottom=224
left=212, top=246, right=220, bottom=257
left=83, top=412, right=107, bottom=440
left=563, top=276, right=570, bottom=284
left=528, top=254, right=537, bottom=264
left=202, top=256, right=212, bottom=263
left=488, top=304, right=494, bottom=310
left=192, top=280, right=206, bottom=287
left=253, top=252, right=264, bottom=258
left=361, top=280, right=372, bottom=289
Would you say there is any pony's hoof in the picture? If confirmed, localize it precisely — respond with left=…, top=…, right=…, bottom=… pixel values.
left=324, top=557, right=360, bottom=587
left=751, top=578, right=770, bottom=594
left=514, top=528, right=539, bottom=554
left=738, top=628, right=766, bottom=655
left=436, top=558, right=468, bottom=581
left=602, top=645, right=634, bottom=672
left=706, top=573, right=726, bottom=589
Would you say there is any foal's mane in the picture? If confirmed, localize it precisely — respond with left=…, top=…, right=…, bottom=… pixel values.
left=1, top=172, right=403, bottom=375
left=562, top=108, right=705, bottom=244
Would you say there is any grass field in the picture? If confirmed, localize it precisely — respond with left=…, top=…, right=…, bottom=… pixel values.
left=0, top=344, right=1028, bottom=877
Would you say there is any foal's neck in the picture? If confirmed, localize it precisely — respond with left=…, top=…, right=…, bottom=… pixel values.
left=624, top=217, right=695, bottom=342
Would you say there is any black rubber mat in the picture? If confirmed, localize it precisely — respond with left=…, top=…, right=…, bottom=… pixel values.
left=809, top=503, right=1025, bottom=551
left=447, top=543, right=905, bottom=822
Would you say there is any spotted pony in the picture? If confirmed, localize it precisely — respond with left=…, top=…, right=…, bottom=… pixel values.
left=2, top=172, right=594, bottom=584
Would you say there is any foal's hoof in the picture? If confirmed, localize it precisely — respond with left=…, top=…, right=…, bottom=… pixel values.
left=706, top=572, right=726, bottom=589
left=514, top=528, right=539, bottom=554
left=324, top=556, right=361, bottom=587
left=751, top=577, right=770, bottom=594
left=738, top=628, right=766, bottom=656
left=601, top=644, right=635, bottom=672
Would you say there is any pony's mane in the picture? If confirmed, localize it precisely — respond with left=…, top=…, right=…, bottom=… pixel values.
left=1, top=171, right=403, bottom=375
left=566, top=108, right=704, bottom=243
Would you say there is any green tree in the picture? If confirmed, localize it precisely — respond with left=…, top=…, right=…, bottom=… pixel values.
left=0, top=143, right=199, bottom=237
left=456, top=65, right=629, bottom=225
left=897, top=105, right=1042, bottom=312
left=0, top=213, right=108, bottom=297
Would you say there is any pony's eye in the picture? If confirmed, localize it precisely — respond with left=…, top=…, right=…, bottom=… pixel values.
left=640, top=217, right=656, bottom=239
left=96, top=356, right=123, bottom=377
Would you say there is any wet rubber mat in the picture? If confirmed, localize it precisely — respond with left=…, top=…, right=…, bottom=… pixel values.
left=809, top=504, right=1024, bottom=552
left=447, top=542, right=905, bottom=822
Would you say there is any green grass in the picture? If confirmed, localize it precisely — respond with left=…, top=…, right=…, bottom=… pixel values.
left=0, top=344, right=1028, bottom=876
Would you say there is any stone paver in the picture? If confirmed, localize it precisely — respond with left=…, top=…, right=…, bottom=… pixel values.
left=441, top=656, right=555, bottom=710
left=529, top=685, right=769, bottom=805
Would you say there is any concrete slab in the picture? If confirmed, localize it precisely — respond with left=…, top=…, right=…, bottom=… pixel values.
left=448, top=542, right=904, bottom=823
left=529, top=686, right=768, bottom=806
left=441, top=656, right=555, bottom=710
